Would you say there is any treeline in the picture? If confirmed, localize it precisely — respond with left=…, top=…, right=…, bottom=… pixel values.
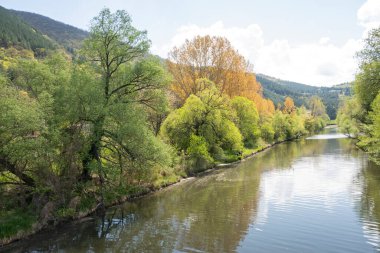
left=0, top=6, right=55, bottom=53
left=162, top=35, right=328, bottom=172
left=257, top=74, right=351, bottom=120
left=0, top=9, right=328, bottom=241
left=337, top=27, right=380, bottom=164
left=11, top=10, right=89, bottom=53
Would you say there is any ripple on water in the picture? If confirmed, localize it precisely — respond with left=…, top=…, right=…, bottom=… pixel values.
left=3, top=129, right=380, bottom=253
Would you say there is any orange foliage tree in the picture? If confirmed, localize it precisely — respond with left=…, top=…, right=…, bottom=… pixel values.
left=283, top=97, right=296, bottom=114
left=167, top=35, right=262, bottom=106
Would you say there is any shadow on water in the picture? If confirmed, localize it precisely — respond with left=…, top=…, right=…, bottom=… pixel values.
left=3, top=127, right=380, bottom=253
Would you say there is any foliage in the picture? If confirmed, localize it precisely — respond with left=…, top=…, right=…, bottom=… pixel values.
left=186, top=134, right=214, bottom=173
left=231, top=96, right=260, bottom=148
left=0, top=6, right=54, bottom=52
left=336, top=96, right=361, bottom=137
left=0, top=9, right=176, bottom=240
left=308, top=96, right=329, bottom=119
left=161, top=85, right=244, bottom=170
left=11, top=10, right=88, bottom=53
left=359, top=93, right=380, bottom=164
left=354, top=61, right=380, bottom=112
left=367, top=94, right=380, bottom=162
left=283, top=97, right=296, bottom=114
left=257, top=74, right=351, bottom=120
left=337, top=27, right=380, bottom=164
left=167, top=35, right=262, bottom=106
left=357, top=27, right=380, bottom=65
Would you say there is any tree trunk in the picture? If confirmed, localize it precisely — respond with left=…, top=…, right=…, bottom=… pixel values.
left=80, top=117, right=105, bottom=182
left=0, top=156, right=35, bottom=188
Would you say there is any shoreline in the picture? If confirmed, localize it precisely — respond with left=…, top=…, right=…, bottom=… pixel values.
left=0, top=137, right=296, bottom=248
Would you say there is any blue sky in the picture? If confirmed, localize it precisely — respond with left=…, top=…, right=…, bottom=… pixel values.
left=1, top=0, right=379, bottom=86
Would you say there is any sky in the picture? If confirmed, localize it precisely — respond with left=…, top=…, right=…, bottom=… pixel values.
left=1, top=0, right=380, bottom=86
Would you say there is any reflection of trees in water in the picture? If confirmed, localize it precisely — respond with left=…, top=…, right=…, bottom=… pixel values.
left=9, top=136, right=359, bottom=253
left=249, top=138, right=328, bottom=173
left=110, top=164, right=264, bottom=253
left=357, top=160, right=380, bottom=250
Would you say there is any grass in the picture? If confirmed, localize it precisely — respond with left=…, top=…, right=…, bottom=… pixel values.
left=327, top=119, right=337, bottom=125
left=0, top=210, right=37, bottom=239
left=152, top=174, right=180, bottom=188
left=242, top=145, right=269, bottom=158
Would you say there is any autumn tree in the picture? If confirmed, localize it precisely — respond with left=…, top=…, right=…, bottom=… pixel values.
left=283, top=97, right=296, bottom=114
left=167, top=35, right=262, bottom=106
left=308, top=96, right=328, bottom=118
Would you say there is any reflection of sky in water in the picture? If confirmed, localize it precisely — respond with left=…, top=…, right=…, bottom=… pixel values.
left=306, top=133, right=347, bottom=140
left=239, top=134, right=380, bottom=252
left=256, top=156, right=360, bottom=223
left=5, top=129, right=380, bottom=253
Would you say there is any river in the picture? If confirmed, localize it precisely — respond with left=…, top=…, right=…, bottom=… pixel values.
left=4, top=127, right=380, bottom=253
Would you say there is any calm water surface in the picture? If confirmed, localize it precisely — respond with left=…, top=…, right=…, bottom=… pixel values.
left=4, top=128, right=380, bottom=253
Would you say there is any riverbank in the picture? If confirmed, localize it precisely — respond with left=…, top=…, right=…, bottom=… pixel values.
left=0, top=136, right=300, bottom=247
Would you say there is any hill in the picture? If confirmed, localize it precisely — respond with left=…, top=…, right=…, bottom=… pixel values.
left=0, top=6, right=55, bottom=52
left=10, top=10, right=88, bottom=53
left=257, top=74, right=351, bottom=119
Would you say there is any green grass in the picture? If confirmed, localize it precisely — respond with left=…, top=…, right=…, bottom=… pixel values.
left=242, top=145, right=268, bottom=158
left=0, top=210, right=37, bottom=239
left=327, top=119, right=337, bottom=125
left=153, top=174, right=180, bottom=188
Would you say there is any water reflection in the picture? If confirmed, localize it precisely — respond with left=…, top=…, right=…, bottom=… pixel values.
left=357, top=160, right=380, bottom=250
left=3, top=128, right=380, bottom=253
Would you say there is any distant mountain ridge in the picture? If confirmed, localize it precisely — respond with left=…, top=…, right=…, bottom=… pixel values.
left=10, top=10, right=88, bottom=53
left=257, top=74, right=352, bottom=119
left=0, top=5, right=55, bottom=51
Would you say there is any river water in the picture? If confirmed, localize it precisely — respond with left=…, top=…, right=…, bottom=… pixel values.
left=4, top=128, right=380, bottom=253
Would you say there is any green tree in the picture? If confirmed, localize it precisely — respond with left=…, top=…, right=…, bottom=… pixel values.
left=230, top=96, right=260, bottom=148
left=336, top=96, right=361, bottom=137
left=79, top=8, right=171, bottom=182
left=357, top=27, right=380, bottom=65
left=360, top=93, right=380, bottom=164
left=0, top=76, right=44, bottom=188
left=308, top=96, right=328, bottom=119
left=354, top=61, right=380, bottom=112
left=161, top=84, right=243, bottom=170
left=272, top=110, right=289, bottom=142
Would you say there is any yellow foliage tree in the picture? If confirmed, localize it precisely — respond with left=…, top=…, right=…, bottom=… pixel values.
left=283, top=97, right=296, bottom=114
left=167, top=35, right=262, bottom=106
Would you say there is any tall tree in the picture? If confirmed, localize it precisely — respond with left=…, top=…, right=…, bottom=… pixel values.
left=283, top=97, right=296, bottom=114
left=80, top=8, right=170, bottom=182
left=308, top=96, right=327, bottom=118
left=167, top=35, right=262, bottom=105
left=357, top=27, right=380, bottom=65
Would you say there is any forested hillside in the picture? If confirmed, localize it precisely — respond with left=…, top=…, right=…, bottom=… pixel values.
left=257, top=74, right=351, bottom=119
left=11, top=10, right=88, bottom=53
left=0, top=6, right=54, bottom=52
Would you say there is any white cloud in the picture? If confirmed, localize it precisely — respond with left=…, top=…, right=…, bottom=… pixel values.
left=152, top=21, right=264, bottom=65
left=255, top=38, right=362, bottom=86
left=152, top=0, right=380, bottom=86
left=358, top=0, right=380, bottom=32
left=319, top=37, right=331, bottom=45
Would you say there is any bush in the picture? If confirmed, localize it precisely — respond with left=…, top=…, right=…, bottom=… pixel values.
left=186, top=134, right=214, bottom=173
